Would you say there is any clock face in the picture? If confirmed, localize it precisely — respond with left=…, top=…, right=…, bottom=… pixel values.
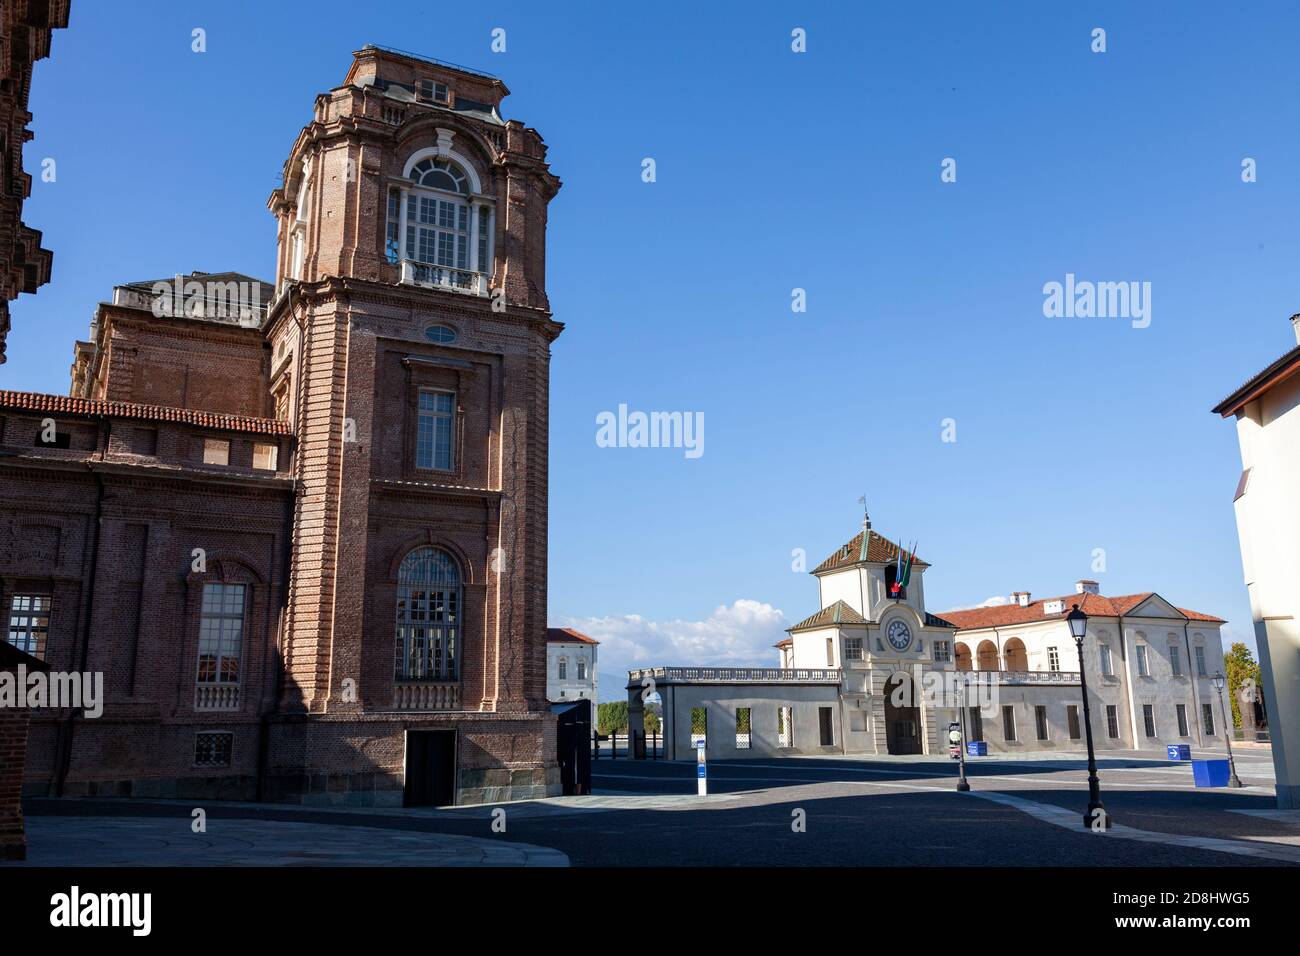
left=886, top=619, right=912, bottom=651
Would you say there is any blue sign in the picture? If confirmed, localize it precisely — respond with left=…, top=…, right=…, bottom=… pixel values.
left=697, top=764, right=706, bottom=778
left=966, top=741, right=988, bottom=757
left=1166, top=744, right=1191, bottom=761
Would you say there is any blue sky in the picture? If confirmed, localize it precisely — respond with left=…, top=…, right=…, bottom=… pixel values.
left=8, top=2, right=1298, bottom=698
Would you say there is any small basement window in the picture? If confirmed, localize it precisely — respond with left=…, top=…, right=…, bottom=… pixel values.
left=194, top=732, right=233, bottom=768
left=203, top=438, right=230, bottom=466
left=253, top=443, right=278, bottom=471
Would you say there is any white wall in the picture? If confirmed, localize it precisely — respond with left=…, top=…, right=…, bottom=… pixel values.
left=1232, top=371, right=1300, bottom=808
left=546, top=641, right=597, bottom=702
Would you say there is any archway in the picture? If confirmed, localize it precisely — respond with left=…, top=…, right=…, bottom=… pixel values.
left=1004, top=638, right=1028, bottom=671
left=954, top=642, right=972, bottom=672
left=883, top=672, right=922, bottom=755
left=976, top=639, right=999, bottom=671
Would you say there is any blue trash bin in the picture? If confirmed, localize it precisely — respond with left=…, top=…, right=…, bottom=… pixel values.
left=1167, top=744, right=1191, bottom=761
left=1192, top=759, right=1231, bottom=787
left=966, top=741, right=988, bottom=757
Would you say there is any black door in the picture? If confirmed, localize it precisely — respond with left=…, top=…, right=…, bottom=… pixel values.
left=404, top=730, right=456, bottom=807
left=883, top=673, right=922, bottom=755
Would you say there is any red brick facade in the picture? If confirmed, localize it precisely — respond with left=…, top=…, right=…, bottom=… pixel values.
left=1, top=46, right=563, bottom=806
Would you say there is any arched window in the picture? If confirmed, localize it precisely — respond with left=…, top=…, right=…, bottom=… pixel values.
left=394, top=547, right=461, bottom=681
left=387, top=151, right=495, bottom=289
left=1003, top=638, right=1028, bottom=671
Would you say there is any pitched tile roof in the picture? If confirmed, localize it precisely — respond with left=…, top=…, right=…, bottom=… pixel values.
left=546, top=627, right=599, bottom=645
left=0, top=391, right=291, bottom=436
left=924, top=612, right=958, bottom=630
left=939, top=591, right=1225, bottom=631
left=788, top=600, right=867, bottom=632
left=812, top=529, right=930, bottom=574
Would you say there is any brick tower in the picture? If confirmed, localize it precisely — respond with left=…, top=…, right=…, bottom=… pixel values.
left=263, top=45, right=562, bottom=804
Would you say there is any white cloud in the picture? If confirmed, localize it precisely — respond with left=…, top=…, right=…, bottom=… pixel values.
left=944, top=595, right=1010, bottom=611
left=555, top=599, right=790, bottom=700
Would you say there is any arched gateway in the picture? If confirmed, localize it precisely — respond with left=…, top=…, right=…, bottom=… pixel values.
left=883, top=672, right=922, bottom=755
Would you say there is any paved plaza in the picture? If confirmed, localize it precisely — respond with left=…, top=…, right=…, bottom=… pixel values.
left=11, top=747, right=1298, bottom=867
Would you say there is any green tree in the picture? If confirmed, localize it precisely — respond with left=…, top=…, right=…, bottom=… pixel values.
left=597, top=701, right=628, bottom=735
left=1224, top=642, right=1261, bottom=730
left=644, top=709, right=661, bottom=734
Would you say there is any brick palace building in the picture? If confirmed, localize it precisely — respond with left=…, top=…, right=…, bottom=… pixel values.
left=0, top=45, right=565, bottom=806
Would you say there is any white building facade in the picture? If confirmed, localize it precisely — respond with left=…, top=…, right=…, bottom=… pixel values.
left=628, top=519, right=1227, bottom=761
left=547, top=628, right=598, bottom=703
left=1214, top=313, right=1300, bottom=809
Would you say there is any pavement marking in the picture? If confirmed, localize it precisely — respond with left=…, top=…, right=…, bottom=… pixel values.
left=851, top=779, right=1300, bottom=864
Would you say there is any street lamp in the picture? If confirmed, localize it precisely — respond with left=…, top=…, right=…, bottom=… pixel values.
left=954, top=673, right=970, bottom=792
left=1209, top=672, right=1245, bottom=788
left=1066, top=603, right=1110, bottom=829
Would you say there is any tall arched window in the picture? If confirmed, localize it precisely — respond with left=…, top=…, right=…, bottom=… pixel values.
left=387, top=150, right=495, bottom=291
left=394, top=547, right=461, bottom=681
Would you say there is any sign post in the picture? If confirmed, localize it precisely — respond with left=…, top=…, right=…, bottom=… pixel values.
left=696, top=739, right=707, bottom=796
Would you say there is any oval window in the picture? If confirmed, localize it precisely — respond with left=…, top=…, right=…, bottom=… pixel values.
left=424, top=325, right=457, bottom=344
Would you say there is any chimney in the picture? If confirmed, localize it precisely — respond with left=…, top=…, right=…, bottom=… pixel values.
left=1291, top=313, right=1300, bottom=345
left=1075, top=579, right=1100, bottom=595
left=1011, top=591, right=1031, bottom=607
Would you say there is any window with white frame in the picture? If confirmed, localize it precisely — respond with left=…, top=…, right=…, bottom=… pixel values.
left=577, top=658, right=586, bottom=680
left=389, top=155, right=494, bottom=279
left=1194, top=645, right=1207, bottom=677
left=1099, top=643, right=1113, bottom=676
left=196, top=584, right=245, bottom=686
left=8, top=594, right=50, bottom=658
left=1047, top=646, right=1060, bottom=672
left=844, top=637, right=863, bottom=660
left=1169, top=640, right=1183, bottom=677
left=1106, top=705, right=1119, bottom=738
left=933, top=640, right=951, bottom=662
left=558, top=657, right=567, bottom=680
left=1142, top=704, right=1156, bottom=738
left=1136, top=643, right=1150, bottom=677
left=416, top=389, right=455, bottom=471
left=1176, top=703, right=1189, bottom=737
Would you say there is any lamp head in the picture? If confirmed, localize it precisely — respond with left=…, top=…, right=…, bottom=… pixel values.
left=1065, top=603, right=1088, bottom=643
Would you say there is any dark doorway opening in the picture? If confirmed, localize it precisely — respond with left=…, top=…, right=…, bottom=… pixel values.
left=404, top=729, right=456, bottom=807
left=552, top=698, right=592, bottom=795
left=883, top=672, right=922, bottom=755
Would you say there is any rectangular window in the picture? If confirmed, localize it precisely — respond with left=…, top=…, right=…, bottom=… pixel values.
left=968, top=707, right=984, bottom=742
left=1035, top=705, right=1048, bottom=741
left=557, top=658, right=567, bottom=680
left=690, top=707, right=707, bottom=750
left=1136, top=644, right=1150, bottom=677
left=416, top=389, right=455, bottom=470
left=253, top=443, right=278, bottom=471
left=844, top=637, right=863, bottom=660
left=818, top=706, right=834, bottom=746
left=1195, top=646, right=1207, bottom=677
left=777, top=706, right=793, bottom=748
left=1047, top=647, right=1060, bottom=672
left=418, top=79, right=450, bottom=104
left=194, top=732, right=233, bottom=768
left=386, top=187, right=401, bottom=263
left=1099, top=643, right=1113, bottom=676
left=1106, top=704, right=1120, bottom=739
left=933, top=640, right=951, bottom=662
left=1002, top=705, right=1017, bottom=742
left=1142, top=704, right=1156, bottom=738
left=1170, top=644, right=1183, bottom=677
left=1203, top=703, right=1215, bottom=736
left=576, top=659, right=586, bottom=680
left=477, top=205, right=490, bottom=275
left=203, top=438, right=229, bottom=466
left=1176, top=703, right=1189, bottom=737
left=197, top=583, right=245, bottom=686
left=736, top=707, right=752, bottom=749
left=7, top=594, right=50, bottom=658
left=825, top=638, right=834, bottom=666
left=1066, top=704, right=1081, bottom=740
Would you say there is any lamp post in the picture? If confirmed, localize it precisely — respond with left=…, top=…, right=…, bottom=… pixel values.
left=1066, top=603, right=1110, bottom=829
left=954, top=673, right=970, bottom=792
left=1209, top=672, right=1245, bottom=788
